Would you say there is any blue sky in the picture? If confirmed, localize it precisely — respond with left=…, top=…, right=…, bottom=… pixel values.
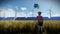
left=0, top=0, right=60, bottom=18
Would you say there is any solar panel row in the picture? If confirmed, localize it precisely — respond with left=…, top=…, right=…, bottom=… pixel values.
left=0, top=17, right=60, bottom=20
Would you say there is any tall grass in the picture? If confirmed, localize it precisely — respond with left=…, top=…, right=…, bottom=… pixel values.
left=0, top=20, right=60, bottom=33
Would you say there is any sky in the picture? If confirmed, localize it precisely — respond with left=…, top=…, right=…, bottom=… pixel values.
left=0, top=0, right=60, bottom=18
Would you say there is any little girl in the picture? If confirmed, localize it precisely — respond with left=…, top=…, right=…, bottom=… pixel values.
left=37, top=11, right=43, bottom=33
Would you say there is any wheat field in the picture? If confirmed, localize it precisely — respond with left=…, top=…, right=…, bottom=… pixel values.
left=0, top=20, right=60, bottom=34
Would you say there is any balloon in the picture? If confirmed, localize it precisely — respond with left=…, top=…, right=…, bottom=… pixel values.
left=34, top=3, right=40, bottom=9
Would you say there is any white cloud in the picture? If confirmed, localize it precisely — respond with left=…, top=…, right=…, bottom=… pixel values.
left=52, top=14, right=60, bottom=17
left=27, top=12, right=33, bottom=17
left=17, top=12, right=26, bottom=17
left=0, top=8, right=30, bottom=17
left=0, top=8, right=15, bottom=18
left=0, top=8, right=25, bottom=17
left=17, top=11, right=34, bottom=17
left=0, top=8, right=32, bottom=18
left=17, top=12, right=33, bottom=17
left=28, top=12, right=32, bottom=14
left=21, top=7, right=27, bottom=11
left=0, top=8, right=60, bottom=18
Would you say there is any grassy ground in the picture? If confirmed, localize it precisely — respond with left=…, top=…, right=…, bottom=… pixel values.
left=0, top=20, right=60, bottom=34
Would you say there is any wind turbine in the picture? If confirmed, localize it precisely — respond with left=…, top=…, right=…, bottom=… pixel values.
left=0, top=9, right=1, bottom=14
left=1, top=9, right=6, bottom=20
left=0, top=9, right=4, bottom=20
left=2, top=9, right=6, bottom=20
left=4, top=10, right=5, bottom=18
left=14, top=6, right=18, bottom=20
left=47, top=7, right=52, bottom=19
left=32, top=9, right=35, bottom=17
left=0, top=9, right=1, bottom=16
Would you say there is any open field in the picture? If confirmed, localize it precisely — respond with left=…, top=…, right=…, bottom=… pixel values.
left=0, top=20, right=60, bottom=34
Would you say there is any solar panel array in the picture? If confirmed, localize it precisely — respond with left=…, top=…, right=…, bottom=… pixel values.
left=0, top=17, right=60, bottom=20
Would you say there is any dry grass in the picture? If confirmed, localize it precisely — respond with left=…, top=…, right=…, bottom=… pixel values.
left=0, top=20, right=60, bottom=33
left=0, top=20, right=60, bottom=29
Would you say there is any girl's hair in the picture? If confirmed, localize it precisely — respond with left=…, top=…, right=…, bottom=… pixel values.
left=38, top=12, right=41, bottom=15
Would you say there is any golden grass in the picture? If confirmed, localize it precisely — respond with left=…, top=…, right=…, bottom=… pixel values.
left=0, top=20, right=60, bottom=31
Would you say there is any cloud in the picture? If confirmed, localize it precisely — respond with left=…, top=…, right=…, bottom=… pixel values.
left=0, top=8, right=32, bottom=17
left=28, top=12, right=32, bottom=14
left=21, top=7, right=27, bottom=11
left=0, top=8, right=60, bottom=18
left=17, top=12, right=26, bottom=17
left=17, top=12, right=33, bottom=17
left=0, top=8, right=15, bottom=18
left=48, top=14, right=60, bottom=18
left=52, top=14, right=60, bottom=17
left=17, top=11, right=35, bottom=17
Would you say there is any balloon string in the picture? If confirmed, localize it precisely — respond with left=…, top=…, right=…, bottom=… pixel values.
left=34, top=0, right=38, bottom=4
left=37, top=0, right=38, bottom=3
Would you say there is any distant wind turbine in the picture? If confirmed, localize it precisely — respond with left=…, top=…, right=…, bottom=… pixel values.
left=14, top=6, right=18, bottom=20
left=2, top=9, right=6, bottom=20
left=32, top=9, right=34, bottom=17
left=4, top=10, right=5, bottom=18
left=47, top=7, right=52, bottom=19
left=0, top=9, right=1, bottom=17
